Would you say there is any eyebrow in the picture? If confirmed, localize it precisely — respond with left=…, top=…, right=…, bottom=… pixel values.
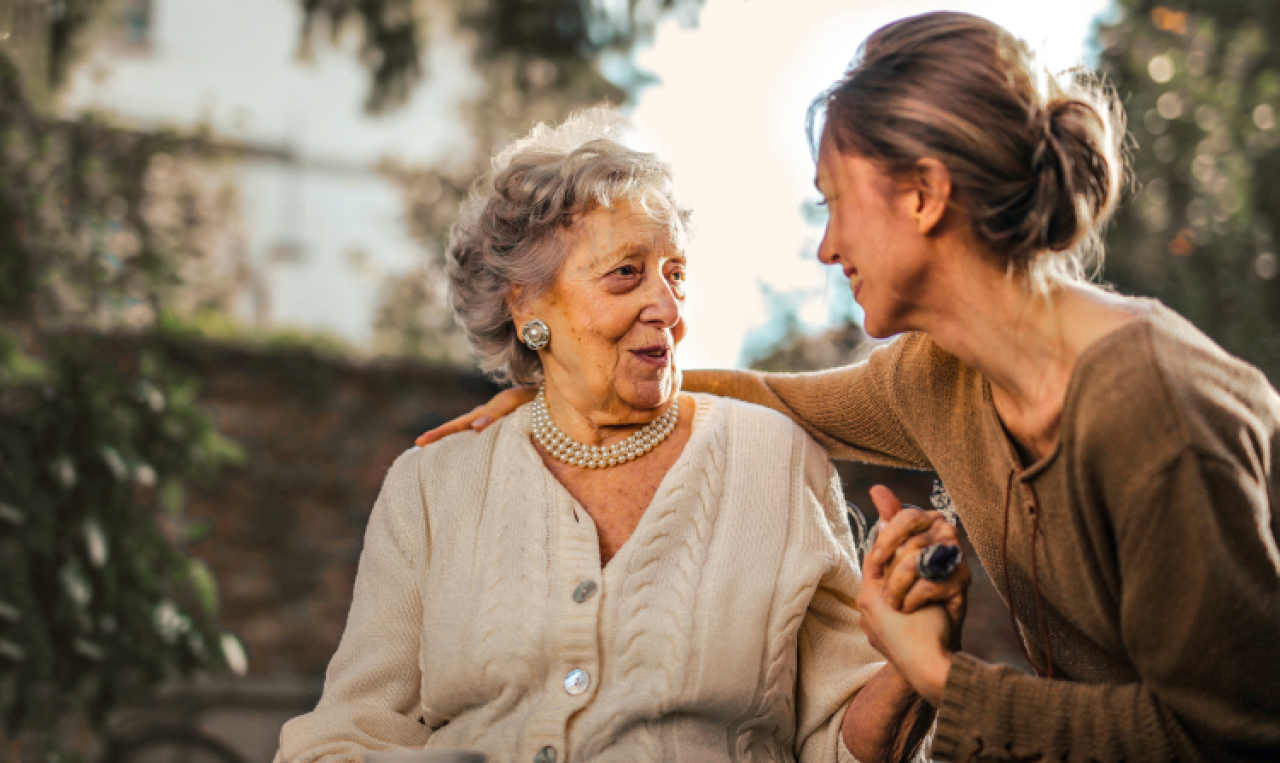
left=594, top=239, right=687, bottom=270
left=590, top=239, right=648, bottom=269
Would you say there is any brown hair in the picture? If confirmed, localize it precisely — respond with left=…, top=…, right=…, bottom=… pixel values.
left=810, top=12, right=1126, bottom=285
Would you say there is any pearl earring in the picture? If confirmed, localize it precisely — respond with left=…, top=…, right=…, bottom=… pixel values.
left=521, top=319, right=550, bottom=350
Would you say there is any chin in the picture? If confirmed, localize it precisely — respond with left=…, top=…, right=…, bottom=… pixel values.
left=619, top=370, right=680, bottom=412
left=862, top=321, right=894, bottom=340
left=860, top=308, right=901, bottom=340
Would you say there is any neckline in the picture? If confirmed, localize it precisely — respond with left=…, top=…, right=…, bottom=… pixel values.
left=982, top=301, right=1158, bottom=478
left=510, top=393, right=717, bottom=571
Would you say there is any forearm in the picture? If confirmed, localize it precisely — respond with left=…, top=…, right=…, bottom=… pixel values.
left=843, top=664, right=935, bottom=763
left=683, top=355, right=930, bottom=469
left=682, top=368, right=784, bottom=407
left=933, top=654, right=1190, bottom=762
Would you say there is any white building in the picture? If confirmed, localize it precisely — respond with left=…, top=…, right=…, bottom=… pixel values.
left=61, top=0, right=480, bottom=349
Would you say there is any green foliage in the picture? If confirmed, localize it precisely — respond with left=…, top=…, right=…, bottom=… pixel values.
left=0, top=336, right=238, bottom=736
left=0, top=48, right=239, bottom=747
left=299, top=0, right=706, bottom=113
left=459, top=0, right=705, bottom=91
left=1097, top=1, right=1280, bottom=382
left=299, top=0, right=424, bottom=114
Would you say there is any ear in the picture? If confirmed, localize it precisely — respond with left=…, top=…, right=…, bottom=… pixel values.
left=912, top=158, right=952, bottom=236
left=506, top=285, right=530, bottom=325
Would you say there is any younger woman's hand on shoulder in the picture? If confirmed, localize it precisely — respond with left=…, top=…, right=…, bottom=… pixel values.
left=416, top=386, right=537, bottom=446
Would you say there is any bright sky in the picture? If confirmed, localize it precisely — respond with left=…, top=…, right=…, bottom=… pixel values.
left=631, top=0, right=1114, bottom=368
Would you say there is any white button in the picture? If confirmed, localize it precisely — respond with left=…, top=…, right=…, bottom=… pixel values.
left=564, top=668, right=590, bottom=695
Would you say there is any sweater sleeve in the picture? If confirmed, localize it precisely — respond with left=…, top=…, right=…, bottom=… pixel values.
left=276, top=450, right=432, bottom=763
left=933, top=446, right=1280, bottom=762
left=683, top=337, right=931, bottom=469
left=792, top=438, right=902, bottom=763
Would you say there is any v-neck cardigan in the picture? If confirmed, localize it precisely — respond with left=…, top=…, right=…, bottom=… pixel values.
left=686, top=302, right=1280, bottom=762
left=275, top=394, right=887, bottom=763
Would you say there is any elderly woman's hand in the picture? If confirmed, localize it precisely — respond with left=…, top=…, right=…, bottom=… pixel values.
left=864, top=485, right=971, bottom=635
left=416, top=386, right=536, bottom=446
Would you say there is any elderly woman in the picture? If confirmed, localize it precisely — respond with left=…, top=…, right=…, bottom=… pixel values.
left=275, top=109, right=944, bottom=763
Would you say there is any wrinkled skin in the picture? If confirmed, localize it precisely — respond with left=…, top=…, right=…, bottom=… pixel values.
left=511, top=199, right=687, bottom=436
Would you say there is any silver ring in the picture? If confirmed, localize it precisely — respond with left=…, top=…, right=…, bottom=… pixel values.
left=917, top=543, right=962, bottom=583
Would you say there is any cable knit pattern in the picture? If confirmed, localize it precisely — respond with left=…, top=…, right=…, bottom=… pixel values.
left=276, top=394, right=885, bottom=763
left=581, top=399, right=726, bottom=760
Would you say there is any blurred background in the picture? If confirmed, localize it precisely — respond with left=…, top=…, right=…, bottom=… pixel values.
left=2, top=0, right=1277, bottom=760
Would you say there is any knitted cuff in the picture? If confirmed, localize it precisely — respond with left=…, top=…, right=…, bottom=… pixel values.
left=932, top=651, right=986, bottom=761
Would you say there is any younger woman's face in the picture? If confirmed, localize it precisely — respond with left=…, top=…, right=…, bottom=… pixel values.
left=814, top=134, right=934, bottom=338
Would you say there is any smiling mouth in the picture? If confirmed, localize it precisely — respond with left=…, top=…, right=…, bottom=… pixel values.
left=632, top=345, right=672, bottom=366
left=844, top=268, right=864, bottom=299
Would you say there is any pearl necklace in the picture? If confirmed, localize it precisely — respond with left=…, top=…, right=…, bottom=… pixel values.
left=531, top=387, right=678, bottom=469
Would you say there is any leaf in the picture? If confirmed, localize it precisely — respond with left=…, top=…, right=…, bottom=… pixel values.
left=185, top=559, right=219, bottom=618
left=219, top=633, right=248, bottom=677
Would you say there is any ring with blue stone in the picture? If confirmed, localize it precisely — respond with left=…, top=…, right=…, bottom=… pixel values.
left=917, top=543, right=963, bottom=583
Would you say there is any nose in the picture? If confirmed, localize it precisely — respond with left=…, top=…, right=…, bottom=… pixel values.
left=817, top=225, right=840, bottom=267
left=639, top=272, right=682, bottom=330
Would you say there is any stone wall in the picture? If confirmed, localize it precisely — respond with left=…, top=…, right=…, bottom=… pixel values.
left=151, top=337, right=500, bottom=679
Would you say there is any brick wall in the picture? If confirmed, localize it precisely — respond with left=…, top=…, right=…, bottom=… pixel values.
left=152, top=337, right=500, bottom=679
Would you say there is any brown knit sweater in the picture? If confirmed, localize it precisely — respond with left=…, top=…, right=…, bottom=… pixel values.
left=686, top=301, right=1280, bottom=762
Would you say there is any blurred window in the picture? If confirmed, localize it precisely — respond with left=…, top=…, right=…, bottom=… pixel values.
left=112, top=0, right=152, bottom=51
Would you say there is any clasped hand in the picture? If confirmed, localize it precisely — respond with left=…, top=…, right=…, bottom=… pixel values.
left=857, top=485, right=971, bottom=707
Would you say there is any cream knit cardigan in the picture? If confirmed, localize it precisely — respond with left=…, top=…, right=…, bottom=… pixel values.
left=276, top=394, right=884, bottom=763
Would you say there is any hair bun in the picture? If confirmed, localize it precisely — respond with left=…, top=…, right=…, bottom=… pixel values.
left=1021, top=93, right=1120, bottom=258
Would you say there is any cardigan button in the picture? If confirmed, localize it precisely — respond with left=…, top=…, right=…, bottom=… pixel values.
left=572, top=580, right=598, bottom=602
left=564, top=668, right=590, bottom=695
left=533, top=746, right=557, bottom=763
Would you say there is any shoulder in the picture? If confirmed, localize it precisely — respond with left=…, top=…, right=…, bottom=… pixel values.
left=875, top=333, right=984, bottom=418
left=410, top=409, right=516, bottom=472
left=1140, top=305, right=1279, bottom=416
left=893, top=331, right=971, bottom=384
left=1069, top=303, right=1280, bottom=477
left=697, top=392, right=819, bottom=448
left=384, top=412, right=524, bottom=507
left=701, top=391, right=800, bottom=429
left=693, top=393, right=838, bottom=491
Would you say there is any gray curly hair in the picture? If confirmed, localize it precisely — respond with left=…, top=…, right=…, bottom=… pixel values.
left=447, top=107, right=691, bottom=386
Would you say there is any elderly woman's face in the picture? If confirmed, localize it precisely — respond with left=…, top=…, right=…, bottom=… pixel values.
left=521, top=199, right=687, bottom=418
